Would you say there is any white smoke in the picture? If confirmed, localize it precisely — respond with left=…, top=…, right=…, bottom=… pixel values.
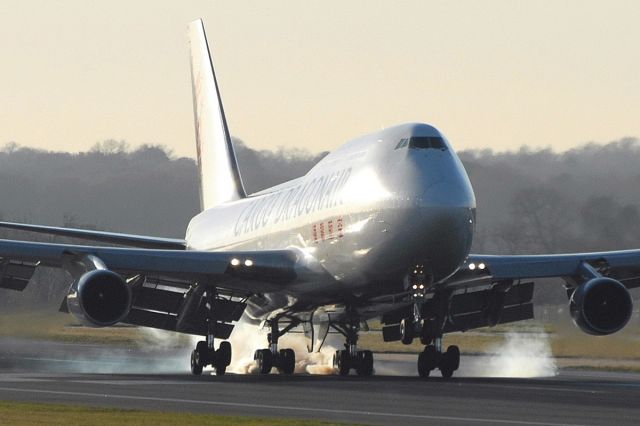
left=474, top=331, right=557, bottom=378
left=227, top=321, right=337, bottom=375
left=226, top=321, right=261, bottom=374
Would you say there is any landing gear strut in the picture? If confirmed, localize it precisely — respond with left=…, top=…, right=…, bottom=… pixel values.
left=254, top=318, right=297, bottom=375
left=190, top=290, right=232, bottom=376
left=331, top=318, right=374, bottom=376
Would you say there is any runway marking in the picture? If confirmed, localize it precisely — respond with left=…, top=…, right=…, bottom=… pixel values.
left=471, top=382, right=606, bottom=395
left=0, top=386, right=582, bottom=425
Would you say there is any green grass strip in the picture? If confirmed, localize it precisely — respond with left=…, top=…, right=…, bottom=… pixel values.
left=0, top=401, right=352, bottom=426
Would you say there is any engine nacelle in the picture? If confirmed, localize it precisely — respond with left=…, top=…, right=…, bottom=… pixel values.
left=570, top=277, right=633, bottom=336
left=67, top=269, right=132, bottom=327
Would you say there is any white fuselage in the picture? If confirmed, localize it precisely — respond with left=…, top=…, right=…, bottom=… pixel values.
left=185, top=123, right=476, bottom=318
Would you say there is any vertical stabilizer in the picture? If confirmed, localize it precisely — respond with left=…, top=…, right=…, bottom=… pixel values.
left=188, top=19, right=246, bottom=210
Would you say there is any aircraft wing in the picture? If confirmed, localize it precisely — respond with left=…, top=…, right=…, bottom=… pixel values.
left=0, top=238, right=299, bottom=292
left=380, top=249, right=640, bottom=340
left=464, top=249, right=640, bottom=288
left=0, top=221, right=186, bottom=250
left=0, top=238, right=305, bottom=337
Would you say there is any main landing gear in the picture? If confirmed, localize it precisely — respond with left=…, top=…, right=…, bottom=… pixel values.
left=417, top=338, right=460, bottom=378
left=331, top=319, right=374, bottom=376
left=191, top=340, right=232, bottom=376
left=254, top=318, right=297, bottom=375
left=401, top=317, right=460, bottom=378
left=190, top=290, right=232, bottom=376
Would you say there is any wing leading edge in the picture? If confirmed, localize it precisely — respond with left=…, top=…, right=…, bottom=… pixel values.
left=0, top=221, right=186, bottom=250
left=465, top=249, right=640, bottom=287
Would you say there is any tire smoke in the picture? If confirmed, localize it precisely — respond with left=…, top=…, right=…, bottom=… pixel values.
left=472, top=331, right=557, bottom=378
left=226, top=321, right=337, bottom=375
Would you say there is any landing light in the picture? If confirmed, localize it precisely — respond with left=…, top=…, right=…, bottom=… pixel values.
left=468, top=263, right=476, bottom=271
left=412, top=284, right=418, bottom=290
left=419, top=284, right=424, bottom=290
left=244, top=259, right=254, bottom=267
left=478, top=263, right=486, bottom=270
left=230, top=258, right=240, bottom=266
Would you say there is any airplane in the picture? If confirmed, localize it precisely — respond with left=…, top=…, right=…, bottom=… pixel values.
left=1, top=19, right=639, bottom=378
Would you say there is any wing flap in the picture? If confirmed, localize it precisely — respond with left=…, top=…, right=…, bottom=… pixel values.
left=0, top=259, right=38, bottom=291
left=444, top=303, right=533, bottom=333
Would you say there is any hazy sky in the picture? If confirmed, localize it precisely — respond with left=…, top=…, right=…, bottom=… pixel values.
left=1, top=0, right=639, bottom=158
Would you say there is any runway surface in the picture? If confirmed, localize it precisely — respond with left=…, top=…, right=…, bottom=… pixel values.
left=1, top=338, right=640, bottom=425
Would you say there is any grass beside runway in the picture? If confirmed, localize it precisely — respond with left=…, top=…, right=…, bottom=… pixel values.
left=3, top=310, right=640, bottom=371
left=0, top=401, right=352, bottom=425
left=0, top=310, right=192, bottom=346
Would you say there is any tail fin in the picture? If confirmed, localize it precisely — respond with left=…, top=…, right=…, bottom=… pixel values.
left=188, top=19, right=246, bottom=210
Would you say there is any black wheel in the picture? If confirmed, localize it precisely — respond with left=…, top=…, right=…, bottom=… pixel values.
left=215, top=365, right=226, bottom=376
left=195, top=340, right=209, bottom=366
left=278, top=348, right=295, bottom=375
left=446, top=345, right=460, bottom=371
left=255, top=349, right=273, bottom=375
left=400, top=318, right=414, bottom=345
left=418, top=345, right=439, bottom=378
left=190, top=349, right=203, bottom=376
left=439, top=345, right=460, bottom=379
left=217, top=341, right=232, bottom=367
left=334, top=350, right=350, bottom=376
left=417, top=351, right=429, bottom=377
left=356, top=350, right=373, bottom=376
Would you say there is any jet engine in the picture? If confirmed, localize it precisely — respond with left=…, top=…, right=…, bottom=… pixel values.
left=67, top=269, right=132, bottom=327
left=569, top=277, right=632, bottom=336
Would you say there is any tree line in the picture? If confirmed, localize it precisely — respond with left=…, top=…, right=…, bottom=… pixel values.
left=1, top=136, right=640, bottom=307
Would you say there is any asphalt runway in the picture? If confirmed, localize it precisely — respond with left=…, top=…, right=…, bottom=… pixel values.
left=1, top=338, right=640, bottom=425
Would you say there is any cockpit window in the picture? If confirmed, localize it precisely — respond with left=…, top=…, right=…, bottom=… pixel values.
left=409, top=136, right=446, bottom=150
left=394, top=138, right=409, bottom=149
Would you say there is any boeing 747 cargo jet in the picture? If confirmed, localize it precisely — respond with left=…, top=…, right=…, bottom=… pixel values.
left=1, top=20, right=638, bottom=377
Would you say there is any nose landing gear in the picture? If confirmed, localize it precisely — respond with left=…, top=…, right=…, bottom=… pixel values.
left=399, top=267, right=461, bottom=379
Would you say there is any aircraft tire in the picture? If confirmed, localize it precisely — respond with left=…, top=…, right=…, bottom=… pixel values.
left=446, top=345, right=460, bottom=371
left=356, top=350, right=374, bottom=376
left=195, top=341, right=209, bottom=366
left=255, top=349, right=273, bottom=375
left=417, top=351, right=430, bottom=377
left=418, top=345, right=439, bottom=377
left=278, top=348, right=295, bottom=375
left=217, top=341, right=232, bottom=366
left=440, top=363, right=454, bottom=379
left=190, top=349, right=203, bottom=375
left=439, top=345, right=460, bottom=379
left=400, top=318, right=414, bottom=345
left=334, top=350, right=350, bottom=376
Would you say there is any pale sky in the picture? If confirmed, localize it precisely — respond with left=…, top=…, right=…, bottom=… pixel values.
left=1, top=0, right=639, bottom=158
